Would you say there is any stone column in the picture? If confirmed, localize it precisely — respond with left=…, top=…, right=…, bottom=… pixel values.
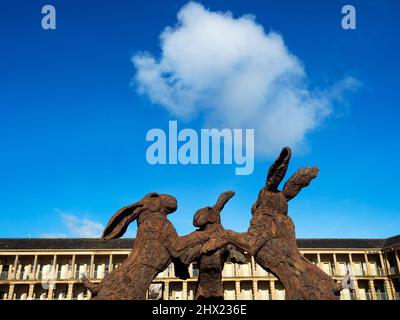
left=52, top=255, right=57, bottom=281
left=379, top=252, right=387, bottom=275
left=28, top=284, right=34, bottom=300
left=235, top=263, right=241, bottom=277
left=252, top=281, right=258, bottom=300
left=188, top=263, right=193, bottom=278
left=384, top=279, right=394, bottom=300
left=364, top=253, right=371, bottom=276
left=182, top=282, right=187, bottom=300
left=108, top=254, right=113, bottom=273
left=368, top=280, right=377, bottom=300
left=349, top=254, right=355, bottom=275
left=395, top=250, right=400, bottom=272
left=235, top=281, right=241, bottom=300
left=71, top=255, right=76, bottom=279
left=48, top=283, right=55, bottom=300
left=384, top=253, right=392, bottom=274
left=352, top=279, right=360, bottom=300
left=348, top=254, right=360, bottom=299
left=6, top=264, right=11, bottom=278
left=385, top=252, right=394, bottom=274
left=333, top=253, right=339, bottom=276
left=247, top=255, right=252, bottom=277
left=163, top=281, right=169, bottom=300
left=32, top=255, right=38, bottom=280
left=251, top=256, right=256, bottom=276
left=317, top=253, right=322, bottom=269
left=270, top=280, right=276, bottom=300
left=12, top=255, right=19, bottom=280
left=67, top=283, right=74, bottom=300
left=8, top=284, right=15, bottom=300
left=90, top=254, right=95, bottom=279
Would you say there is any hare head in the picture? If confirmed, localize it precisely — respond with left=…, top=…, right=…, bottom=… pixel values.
left=101, top=192, right=177, bottom=241
left=251, top=147, right=319, bottom=215
left=193, top=191, right=235, bottom=230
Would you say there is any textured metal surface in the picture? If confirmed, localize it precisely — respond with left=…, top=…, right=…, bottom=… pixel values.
left=82, top=192, right=224, bottom=300
left=223, top=147, right=342, bottom=300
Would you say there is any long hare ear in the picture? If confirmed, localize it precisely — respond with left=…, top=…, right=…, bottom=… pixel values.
left=282, top=167, right=319, bottom=201
left=266, top=147, right=291, bottom=191
left=101, top=201, right=144, bottom=242
left=213, top=191, right=235, bottom=214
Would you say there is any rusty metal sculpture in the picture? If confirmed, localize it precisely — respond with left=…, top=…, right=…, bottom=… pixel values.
left=83, top=147, right=341, bottom=300
left=192, top=191, right=246, bottom=300
left=83, top=192, right=223, bottom=300
left=217, top=147, right=342, bottom=300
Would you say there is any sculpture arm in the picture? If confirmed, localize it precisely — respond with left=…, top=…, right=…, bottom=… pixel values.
left=224, top=230, right=261, bottom=255
left=167, top=231, right=209, bottom=265
left=174, top=231, right=209, bottom=252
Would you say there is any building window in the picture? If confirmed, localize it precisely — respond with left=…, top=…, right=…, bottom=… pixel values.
left=192, top=263, right=199, bottom=277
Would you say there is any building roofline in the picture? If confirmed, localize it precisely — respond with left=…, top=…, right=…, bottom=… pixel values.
left=0, top=235, right=398, bottom=251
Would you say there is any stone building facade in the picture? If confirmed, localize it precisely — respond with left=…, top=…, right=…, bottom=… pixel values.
left=0, top=236, right=399, bottom=300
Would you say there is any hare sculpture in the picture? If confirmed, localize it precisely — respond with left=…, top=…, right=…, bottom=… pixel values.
left=83, top=192, right=224, bottom=299
left=192, top=191, right=246, bottom=299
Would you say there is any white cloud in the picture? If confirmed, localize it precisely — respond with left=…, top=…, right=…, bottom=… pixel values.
left=53, top=209, right=104, bottom=238
left=40, top=209, right=138, bottom=239
left=133, top=2, right=360, bottom=156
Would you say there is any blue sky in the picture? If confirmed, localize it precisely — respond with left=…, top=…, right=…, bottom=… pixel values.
left=0, top=0, right=399, bottom=239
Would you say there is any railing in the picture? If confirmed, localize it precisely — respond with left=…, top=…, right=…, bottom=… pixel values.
left=74, top=271, right=87, bottom=279
left=15, top=272, right=36, bottom=280
left=365, top=292, right=373, bottom=300
left=37, top=271, right=57, bottom=281
left=253, top=269, right=269, bottom=277
left=376, top=267, right=386, bottom=276
left=321, top=268, right=332, bottom=276
left=222, top=269, right=236, bottom=278
left=350, top=292, right=357, bottom=300
left=35, top=271, right=72, bottom=281
left=71, top=296, right=90, bottom=300
left=0, top=272, right=10, bottom=280
left=348, top=270, right=363, bottom=277
left=254, top=294, right=274, bottom=300
left=334, top=266, right=386, bottom=277
left=91, top=271, right=109, bottom=279
left=192, top=269, right=199, bottom=277
left=6, top=270, right=110, bottom=281
left=334, top=270, right=347, bottom=276
left=50, top=296, right=68, bottom=300
left=389, top=266, right=399, bottom=275
left=375, top=292, right=389, bottom=300
left=74, top=270, right=109, bottom=280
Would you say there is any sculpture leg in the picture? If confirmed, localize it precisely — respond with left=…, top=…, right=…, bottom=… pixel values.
left=255, top=250, right=340, bottom=300
left=226, top=220, right=340, bottom=300
left=195, top=270, right=224, bottom=300
left=93, top=263, right=158, bottom=300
